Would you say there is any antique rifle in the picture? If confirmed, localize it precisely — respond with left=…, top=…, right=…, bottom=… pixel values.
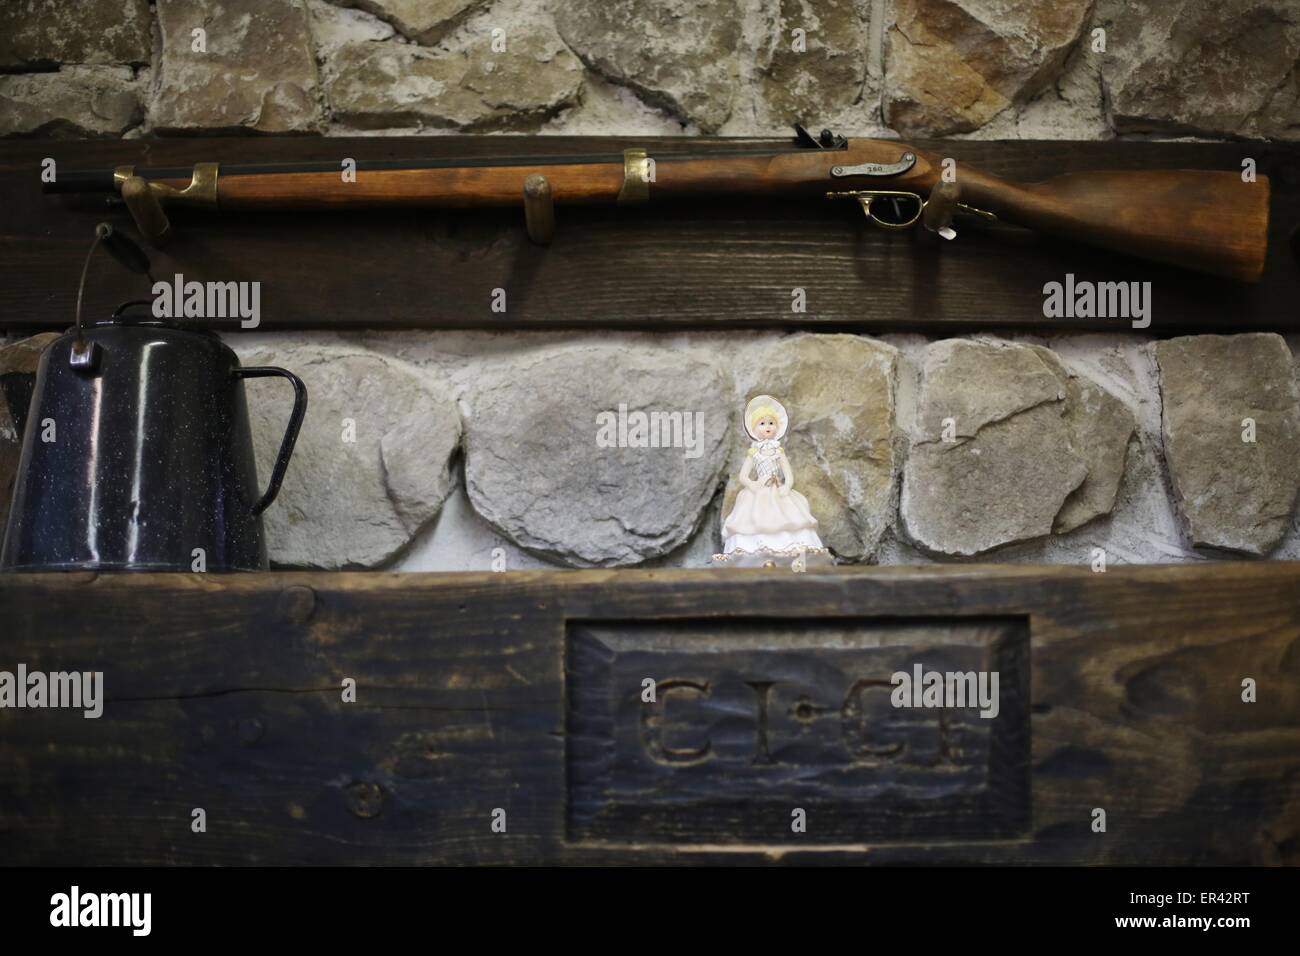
left=46, top=127, right=1271, bottom=282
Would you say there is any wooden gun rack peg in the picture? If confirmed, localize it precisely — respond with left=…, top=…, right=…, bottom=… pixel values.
left=922, top=180, right=962, bottom=241
left=523, top=174, right=555, bottom=245
left=120, top=175, right=172, bottom=247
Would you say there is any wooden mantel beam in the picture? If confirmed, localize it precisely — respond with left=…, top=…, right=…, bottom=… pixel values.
left=1, top=563, right=1297, bottom=865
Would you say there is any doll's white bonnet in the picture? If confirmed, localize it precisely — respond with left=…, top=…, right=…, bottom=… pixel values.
left=744, top=395, right=788, bottom=441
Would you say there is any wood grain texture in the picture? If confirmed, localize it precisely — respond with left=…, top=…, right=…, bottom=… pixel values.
left=217, top=162, right=626, bottom=208
left=0, top=563, right=1297, bottom=865
left=960, top=168, right=1270, bottom=283
left=1, top=137, right=1297, bottom=332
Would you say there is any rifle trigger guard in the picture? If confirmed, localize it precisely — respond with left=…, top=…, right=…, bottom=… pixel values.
left=824, top=188, right=998, bottom=234
left=826, top=190, right=925, bottom=230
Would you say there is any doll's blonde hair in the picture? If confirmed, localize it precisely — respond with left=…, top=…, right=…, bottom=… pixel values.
left=748, top=404, right=780, bottom=432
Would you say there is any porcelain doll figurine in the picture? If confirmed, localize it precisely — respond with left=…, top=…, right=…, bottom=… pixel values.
left=713, top=395, right=832, bottom=569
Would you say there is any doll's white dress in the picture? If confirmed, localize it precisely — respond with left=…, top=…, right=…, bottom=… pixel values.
left=721, top=440, right=825, bottom=557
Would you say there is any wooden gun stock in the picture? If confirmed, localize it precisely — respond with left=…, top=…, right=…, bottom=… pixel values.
left=959, top=167, right=1271, bottom=283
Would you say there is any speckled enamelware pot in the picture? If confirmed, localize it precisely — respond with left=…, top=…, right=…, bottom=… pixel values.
left=1, top=317, right=305, bottom=572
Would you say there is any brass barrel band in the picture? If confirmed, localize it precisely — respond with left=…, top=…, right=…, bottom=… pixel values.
left=617, top=149, right=650, bottom=205
left=112, top=163, right=219, bottom=207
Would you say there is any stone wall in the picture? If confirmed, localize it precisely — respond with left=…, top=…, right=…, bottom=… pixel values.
left=214, top=330, right=1300, bottom=570
left=1, top=1, right=1298, bottom=571
left=2, top=0, right=1298, bottom=139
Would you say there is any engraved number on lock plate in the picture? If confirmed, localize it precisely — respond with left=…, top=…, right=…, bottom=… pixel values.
left=830, top=153, right=917, bottom=178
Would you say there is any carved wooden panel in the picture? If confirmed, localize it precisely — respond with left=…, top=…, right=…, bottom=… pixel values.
left=567, top=618, right=1029, bottom=844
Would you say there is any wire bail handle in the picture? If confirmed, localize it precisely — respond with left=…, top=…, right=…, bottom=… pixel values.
left=69, top=222, right=155, bottom=372
left=69, top=224, right=110, bottom=370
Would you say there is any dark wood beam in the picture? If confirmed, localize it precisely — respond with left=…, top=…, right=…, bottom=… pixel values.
left=1, top=563, right=1297, bottom=864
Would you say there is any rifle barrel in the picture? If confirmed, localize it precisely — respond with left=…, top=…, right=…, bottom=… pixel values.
left=43, top=145, right=825, bottom=194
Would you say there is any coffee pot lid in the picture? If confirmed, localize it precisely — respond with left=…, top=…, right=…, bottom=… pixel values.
left=92, top=299, right=180, bottom=328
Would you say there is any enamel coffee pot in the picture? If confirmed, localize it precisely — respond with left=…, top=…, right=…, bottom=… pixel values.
left=0, top=225, right=307, bottom=571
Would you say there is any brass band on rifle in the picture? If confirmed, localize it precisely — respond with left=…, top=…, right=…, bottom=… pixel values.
left=617, top=148, right=651, bottom=205
left=113, top=163, right=219, bottom=207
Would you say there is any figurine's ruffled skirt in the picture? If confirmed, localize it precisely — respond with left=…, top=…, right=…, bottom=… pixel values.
left=721, top=485, right=824, bottom=554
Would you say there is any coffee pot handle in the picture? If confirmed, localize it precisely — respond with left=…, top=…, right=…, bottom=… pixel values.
left=233, top=367, right=308, bottom=515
